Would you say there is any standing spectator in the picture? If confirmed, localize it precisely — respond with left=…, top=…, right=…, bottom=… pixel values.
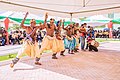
left=1, top=34, right=6, bottom=46
left=97, top=30, right=100, bottom=38
left=86, top=26, right=91, bottom=37
left=37, top=31, right=43, bottom=48
left=103, top=30, right=106, bottom=38
left=11, top=31, right=16, bottom=45
left=118, top=30, right=120, bottom=39
left=99, top=30, right=103, bottom=38
left=113, top=30, right=118, bottom=38
left=79, top=23, right=87, bottom=51
left=94, top=30, right=98, bottom=38
left=1, top=28, right=7, bottom=46
left=23, top=30, right=26, bottom=38
left=105, top=30, right=109, bottom=38
left=15, top=31, right=20, bottom=44
left=18, top=31, right=24, bottom=44
left=90, top=27, right=95, bottom=38
left=9, top=31, right=13, bottom=44
left=116, top=30, right=119, bottom=38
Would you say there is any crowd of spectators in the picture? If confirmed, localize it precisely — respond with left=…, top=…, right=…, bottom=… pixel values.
left=0, top=28, right=45, bottom=46
left=0, top=27, right=120, bottom=46
left=94, top=29, right=120, bottom=38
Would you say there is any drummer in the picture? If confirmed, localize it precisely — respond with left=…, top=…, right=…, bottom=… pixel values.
left=87, top=33, right=98, bottom=52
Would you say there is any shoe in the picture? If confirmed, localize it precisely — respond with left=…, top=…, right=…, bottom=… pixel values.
left=68, top=50, right=70, bottom=54
left=60, top=53, right=65, bottom=56
left=35, top=62, right=42, bottom=65
left=70, top=50, right=75, bottom=54
left=74, top=49, right=79, bottom=52
left=81, top=49, right=86, bottom=51
left=52, top=56, right=58, bottom=59
left=70, top=52, right=75, bottom=54
left=10, top=63, right=14, bottom=68
left=61, top=50, right=65, bottom=54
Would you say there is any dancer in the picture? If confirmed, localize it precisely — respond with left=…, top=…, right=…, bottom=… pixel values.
left=63, top=24, right=76, bottom=54
left=10, top=12, right=42, bottom=68
left=74, top=23, right=80, bottom=52
left=36, top=13, right=61, bottom=59
left=55, top=20, right=65, bottom=56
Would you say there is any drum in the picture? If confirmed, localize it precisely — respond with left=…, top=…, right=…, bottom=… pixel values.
left=91, top=40, right=99, bottom=47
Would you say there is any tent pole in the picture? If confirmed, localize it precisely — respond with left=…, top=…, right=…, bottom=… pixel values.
left=70, top=13, right=73, bottom=24
left=83, top=0, right=85, bottom=7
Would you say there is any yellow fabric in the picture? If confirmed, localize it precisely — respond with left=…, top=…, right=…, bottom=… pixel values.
left=38, top=36, right=58, bottom=57
left=17, top=40, right=39, bottom=58
left=75, top=37, right=79, bottom=48
left=74, top=32, right=80, bottom=48
left=56, top=39, right=65, bottom=52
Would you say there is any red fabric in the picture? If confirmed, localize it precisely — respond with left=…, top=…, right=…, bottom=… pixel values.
left=108, top=22, right=113, bottom=38
left=87, top=37, right=92, bottom=43
left=80, top=33, right=85, bottom=37
left=109, top=28, right=113, bottom=38
left=4, top=17, right=10, bottom=30
left=4, top=17, right=10, bottom=44
left=80, top=28, right=86, bottom=37
left=108, top=22, right=113, bottom=28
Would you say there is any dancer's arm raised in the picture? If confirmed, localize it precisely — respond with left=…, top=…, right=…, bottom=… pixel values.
left=20, top=12, right=29, bottom=29
left=62, top=19, right=68, bottom=30
left=42, top=12, right=48, bottom=29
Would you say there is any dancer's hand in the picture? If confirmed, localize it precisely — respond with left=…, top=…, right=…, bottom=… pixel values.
left=45, top=12, right=48, bottom=20
left=26, top=12, right=29, bottom=15
left=24, top=12, right=29, bottom=19
left=21, top=12, right=29, bottom=29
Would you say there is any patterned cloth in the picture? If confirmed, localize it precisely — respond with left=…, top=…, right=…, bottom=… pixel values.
left=64, top=36, right=76, bottom=50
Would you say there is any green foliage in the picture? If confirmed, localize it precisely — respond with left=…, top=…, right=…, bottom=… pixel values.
left=79, top=17, right=87, bottom=21
left=11, top=24, right=21, bottom=30
left=96, top=38, right=120, bottom=42
left=0, top=53, right=26, bottom=61
left=0, top=50, right=51, bottom=61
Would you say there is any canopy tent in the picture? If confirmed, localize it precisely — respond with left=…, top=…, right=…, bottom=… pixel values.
left=0, top=0, right=120, bottom=18
left=0, top=11, right=77, bottom=25
left=0, top=11, right=44, bottom=23
left=83, top=22, right=107, bottom=27
left=0, top=16, right=6, bottom=19
left=82, top=15, right=112, bottom=22
left=9, top=17, right=76, bottom=25
left=112, top=18, right=120, bottom=24
left=80, top=15, right=112, bottom=26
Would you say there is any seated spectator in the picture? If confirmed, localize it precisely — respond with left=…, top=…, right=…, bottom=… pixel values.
left=87, top=33, right=98, bottom=52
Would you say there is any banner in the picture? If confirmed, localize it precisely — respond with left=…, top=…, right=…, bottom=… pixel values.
left=108, top=21, right=113, bottom=38
left=4, top=17, right=10, bottom=44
